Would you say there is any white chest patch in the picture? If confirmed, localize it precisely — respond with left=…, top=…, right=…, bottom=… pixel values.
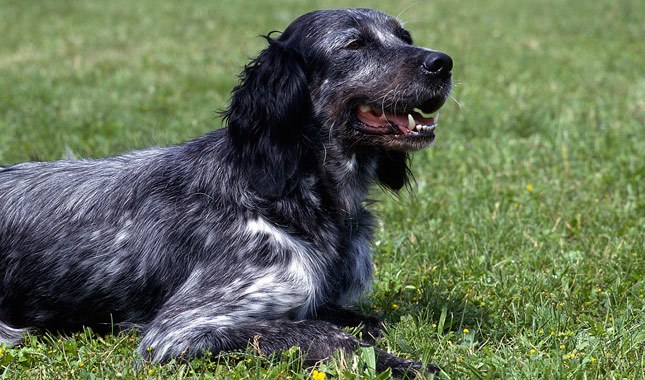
left=245, top=217, right=305, bottom=252
left=244, top=216, right=318, bottom=316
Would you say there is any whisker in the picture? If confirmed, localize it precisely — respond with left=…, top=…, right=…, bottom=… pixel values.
left=396, top=3, right=421, bottom=23
left=449, top=94, right=463, bottom=110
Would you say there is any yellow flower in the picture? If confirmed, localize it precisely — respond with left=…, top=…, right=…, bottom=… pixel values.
left=590, top=357, right=597, bottom=364
left=148, top=369, right=154, bottom=375
left=432, top=323, right=437, bottom=329
left=559, top=344, right=566, bottom=350
left=526, top=184, right=534, bottom=192
left=463, top=328, right=470, bottom=334
left=312, top=369, right=326, bottom=380
left=391, top=303, right=399, bottom=310
left=529, top=349, right=536, bottom=355
left=0, top=348, right=3, bottom=356
left=78, top=361, right=85, bottom=368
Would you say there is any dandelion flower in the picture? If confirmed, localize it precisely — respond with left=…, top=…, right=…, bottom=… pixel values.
left=312, top=369, right=326, bottom=380
left=463, top=328, right=470, bottom=333
left=526, top=184, right=534, bottom=192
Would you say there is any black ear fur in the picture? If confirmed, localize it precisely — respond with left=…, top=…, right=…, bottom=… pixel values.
left=224, top=35, right=311, bottom=199
left=375, top=150, right=410, bottom=191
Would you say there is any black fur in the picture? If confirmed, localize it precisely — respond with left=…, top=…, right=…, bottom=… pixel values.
left=0, top=8, right=452, bottom=377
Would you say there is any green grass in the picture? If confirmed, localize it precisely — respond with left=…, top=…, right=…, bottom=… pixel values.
left=1, top=0, right=643, bottom=378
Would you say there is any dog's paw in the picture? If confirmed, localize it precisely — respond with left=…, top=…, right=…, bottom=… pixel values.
left=358, top=317, right=387, bottom=344
left=425, top=362, right=441, bottom=375
left=389, top=359, right=441, bottom=378
left=375, top=347, right=441, bottom=378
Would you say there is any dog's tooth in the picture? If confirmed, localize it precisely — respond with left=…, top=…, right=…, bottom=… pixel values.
left=407, top=114, right=416, bottom=130
left=414, top=124, right=436, bottom=133
left=359, top=105, right=371, bottom=113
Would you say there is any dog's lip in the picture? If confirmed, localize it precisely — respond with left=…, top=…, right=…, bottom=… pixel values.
left=354, top=105, right=437, bottom=136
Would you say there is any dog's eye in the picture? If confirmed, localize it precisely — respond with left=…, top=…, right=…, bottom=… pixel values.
left=399, top=29, right=413, bottom=45
left=345, top=40, right=363, bottom=50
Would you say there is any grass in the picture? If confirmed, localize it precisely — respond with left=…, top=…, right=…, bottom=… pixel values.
left=0, top=0, right=643, bottom=378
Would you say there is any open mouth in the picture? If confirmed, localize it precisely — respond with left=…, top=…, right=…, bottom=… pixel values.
left=354, top=105, right=439, bottom=137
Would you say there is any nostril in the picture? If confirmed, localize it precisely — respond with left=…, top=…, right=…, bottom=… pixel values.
left=423, top=52, right=453, bottom=77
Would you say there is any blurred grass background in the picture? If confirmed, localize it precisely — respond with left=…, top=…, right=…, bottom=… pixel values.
left=0, top=0, right=643, bottom=379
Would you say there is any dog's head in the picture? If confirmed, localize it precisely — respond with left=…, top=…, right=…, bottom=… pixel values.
left=224, top=9, right=452, bottom=197
left=282, top=8, right=452, bottom=152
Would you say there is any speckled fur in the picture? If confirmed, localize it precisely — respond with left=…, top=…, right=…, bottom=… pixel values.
left=0, top=8, right=451, bottom=377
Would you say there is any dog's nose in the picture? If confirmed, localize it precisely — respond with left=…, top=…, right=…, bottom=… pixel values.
left=423, top=52, right=453, bottom=78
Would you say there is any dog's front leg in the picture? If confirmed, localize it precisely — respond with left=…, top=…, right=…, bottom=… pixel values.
left=249, top=319, right=440, bottom=377
left=138, top=317, right=362, bottom=364
left=316, top=306, right=441, bottom=376
left=316, top=304, right=386, bottom=344
left=139, top=316, right=436, bottom=377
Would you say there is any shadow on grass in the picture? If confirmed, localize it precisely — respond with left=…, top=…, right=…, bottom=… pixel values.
left=366, top=280, right=508, bottom=341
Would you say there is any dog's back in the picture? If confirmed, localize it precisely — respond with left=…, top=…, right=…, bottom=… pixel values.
left=0, top=145, right=190, bottom=330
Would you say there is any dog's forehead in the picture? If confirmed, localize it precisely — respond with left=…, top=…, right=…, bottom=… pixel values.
left=314, top=8, right=400, bottom=34
left=286, top=8, right=405, bottom=45
left=317, top=8, right=398, bottom=26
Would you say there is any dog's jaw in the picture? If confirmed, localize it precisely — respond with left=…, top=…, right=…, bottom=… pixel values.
left=355, top=106, right=436, bottom=134
left=349, top=94, right=449, bottom=151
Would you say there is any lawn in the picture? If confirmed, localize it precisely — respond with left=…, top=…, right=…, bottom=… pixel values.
left=0, top=0, right=643, bottom=379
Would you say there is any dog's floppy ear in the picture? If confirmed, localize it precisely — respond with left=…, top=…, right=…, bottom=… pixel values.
left=376, top=150, right=410, bottom=191
left=224, top=34, right=311, bottom=199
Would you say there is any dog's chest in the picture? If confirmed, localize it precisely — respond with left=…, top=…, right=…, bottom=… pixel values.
left=240, top=211, right=371, bottom=317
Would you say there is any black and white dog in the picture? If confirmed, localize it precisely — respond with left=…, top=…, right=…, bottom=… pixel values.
left=0, top=8, right=452, bottom=376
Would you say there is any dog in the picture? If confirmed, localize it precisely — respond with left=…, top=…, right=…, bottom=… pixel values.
left=0, top=8, right=452, bottom=377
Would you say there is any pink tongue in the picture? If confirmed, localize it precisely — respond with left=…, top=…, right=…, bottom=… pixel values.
left=384, top=112, right=411, bottom=127
left=357, top=108, right=434, bottom=129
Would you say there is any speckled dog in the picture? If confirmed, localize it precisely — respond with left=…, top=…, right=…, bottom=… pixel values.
left=0, top=8, right=452, bottom=376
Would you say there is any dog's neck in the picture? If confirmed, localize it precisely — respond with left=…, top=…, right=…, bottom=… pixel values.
left=318, top=143, right=378, bottom=216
